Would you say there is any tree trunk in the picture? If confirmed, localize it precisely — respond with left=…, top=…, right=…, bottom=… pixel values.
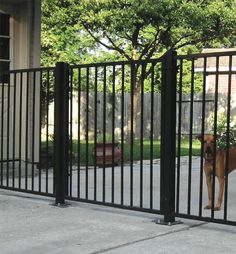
left=126, top=78, right=142, bottom=142
left=126, top=62, right=150, bottom=143
left=80, top=92, right=87, bottom=140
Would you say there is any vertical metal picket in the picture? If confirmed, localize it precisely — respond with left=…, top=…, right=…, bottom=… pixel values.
left=159, top=50, right=178, bottom=225
left=54, top=62, right=69, bottom=205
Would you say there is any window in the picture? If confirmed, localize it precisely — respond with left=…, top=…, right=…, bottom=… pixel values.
left=0, top=13, right=10, bottom=83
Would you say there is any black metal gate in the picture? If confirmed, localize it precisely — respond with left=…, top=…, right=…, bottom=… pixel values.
left=0, top=50, right=236, bottom=226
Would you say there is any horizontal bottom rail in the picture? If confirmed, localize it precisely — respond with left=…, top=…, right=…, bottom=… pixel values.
left=0, top=185, right=55, bottom=198
left=0, top=159, right=20, bottom=163
left=66, top=196, right=162, bottom=215
left=1, top=187, right=235, bottom=226
left=176, top=212, right=236, bottom=226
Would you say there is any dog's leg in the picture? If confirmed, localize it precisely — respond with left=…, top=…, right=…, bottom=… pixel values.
left=215, top=177, right=225, bottom=211
left=204, top=170, right=213, bottom=209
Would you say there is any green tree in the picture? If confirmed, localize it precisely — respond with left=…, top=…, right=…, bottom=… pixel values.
left=41, top=0, right=236, bottom=137
left=77, top=0, right=235, bottom=57
left=41, top=0, right=96, bottom=66
left=76, top=0, right=235, bottom=137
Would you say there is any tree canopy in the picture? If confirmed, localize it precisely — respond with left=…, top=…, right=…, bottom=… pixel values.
left=41, top=0, right=236, bottom=138
left=41, top=0, right=95, bottom=66
left=42, top=0, right=236, bottom=65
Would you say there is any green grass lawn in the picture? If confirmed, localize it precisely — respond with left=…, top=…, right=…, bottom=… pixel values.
left=42, top=138, right=201, bottom=166
left=178, top=138, right=202, bottom=157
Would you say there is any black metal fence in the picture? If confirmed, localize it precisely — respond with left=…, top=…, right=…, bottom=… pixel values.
left=176, top=51, right=236, bottom=225
left=0, top=67, right=55, bottom=196
left=0, top=50, right=236, bottom=226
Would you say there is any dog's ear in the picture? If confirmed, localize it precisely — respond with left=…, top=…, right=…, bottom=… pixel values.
left=196, top=135, right=202, bottom=141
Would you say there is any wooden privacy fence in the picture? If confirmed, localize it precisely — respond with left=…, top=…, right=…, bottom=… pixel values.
left=42, top=92, right=236, bottom=140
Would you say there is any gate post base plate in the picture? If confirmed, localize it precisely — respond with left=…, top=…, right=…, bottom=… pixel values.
left=155, top=218, right=183, bottom=226
left=51, top=202, right=71, bottom=208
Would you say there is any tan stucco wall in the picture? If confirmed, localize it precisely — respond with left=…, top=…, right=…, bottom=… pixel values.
left=0, top=0, right=41, bottom=165
left=0, top=0, right=41, bottom=69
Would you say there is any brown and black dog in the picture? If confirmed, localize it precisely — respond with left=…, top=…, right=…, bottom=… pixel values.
left=197, top=134, right=236, bottom=210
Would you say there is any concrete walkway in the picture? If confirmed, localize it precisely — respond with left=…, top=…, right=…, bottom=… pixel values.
left=0, top=189, right=236, bottom=254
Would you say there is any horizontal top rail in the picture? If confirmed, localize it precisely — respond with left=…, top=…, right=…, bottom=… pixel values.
left=8, top=66, right=55, bottom=73
left=1, top=50, right=235, bottom=74
left=70, top=57, right=162, bottom=69
left=0, top=66, right=55, bottom=77
left=205, top=71, right=236, bottom=75
left=177, top=50, right=236, bottom=59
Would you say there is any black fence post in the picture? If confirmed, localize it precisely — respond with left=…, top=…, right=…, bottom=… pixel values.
left=54, top=62, right=69, bottom=205
left=159, top=50, right=179, bottom=225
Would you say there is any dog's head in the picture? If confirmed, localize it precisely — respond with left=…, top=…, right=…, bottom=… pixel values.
left=196, top=134, right=218, bottom=162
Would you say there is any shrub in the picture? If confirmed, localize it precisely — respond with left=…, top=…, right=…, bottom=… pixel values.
left=210, top=112, right=236, bottom=149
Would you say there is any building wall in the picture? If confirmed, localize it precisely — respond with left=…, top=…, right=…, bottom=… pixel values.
left=201, top=49, right=236, bottom=94
left=0, top=0, right=41, bottom=69
left=0, top=0, right=41, bottom=166
left=207, top=75, right=236, bottom=94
